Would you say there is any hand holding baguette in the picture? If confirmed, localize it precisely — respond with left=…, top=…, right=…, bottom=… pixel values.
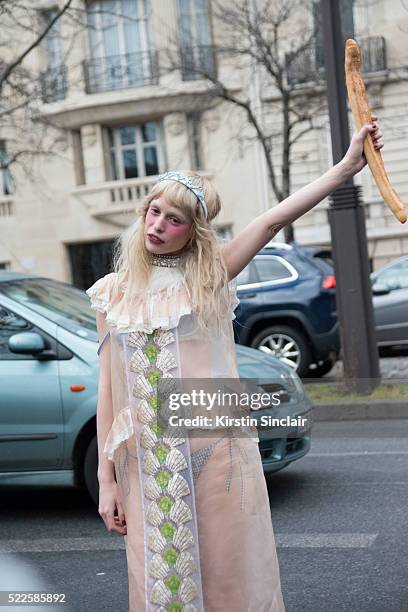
left=345, top=38, right=407, bottom=224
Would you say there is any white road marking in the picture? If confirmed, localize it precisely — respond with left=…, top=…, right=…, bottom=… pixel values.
left=308, top=451, right=408, bottom=457
left=0, top=537, right=126, bottom=553
left=0, top=533, right=378, bottom=553
left=275, top=533, right=378, bottom=548
left=301, top=482, right=408, bottom=486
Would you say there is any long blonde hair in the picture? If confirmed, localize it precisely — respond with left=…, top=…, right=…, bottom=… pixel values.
left=113, top=172, right=232, bottom=335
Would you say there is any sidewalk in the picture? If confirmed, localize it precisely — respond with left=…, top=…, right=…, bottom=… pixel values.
left=313, top=399, right=408, bottom=421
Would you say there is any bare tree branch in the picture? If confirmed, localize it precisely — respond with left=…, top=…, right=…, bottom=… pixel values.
left=0, top=0, right=73, bottom=90
left=163, top=0, right=321, bottom=242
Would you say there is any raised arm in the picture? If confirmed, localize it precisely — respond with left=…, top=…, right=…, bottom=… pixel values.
left=222, top=122, right=382, bottom=280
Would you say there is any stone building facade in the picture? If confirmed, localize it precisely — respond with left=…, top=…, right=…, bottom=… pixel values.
left=0, top=0, right=407, bottom=287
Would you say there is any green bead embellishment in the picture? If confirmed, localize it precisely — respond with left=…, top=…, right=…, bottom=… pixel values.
left=148, top=395, right=161, bottom=411
left=158, top=495, right=173, bottom=514
left=160, top=521, right=176, bottom=541
left=154, top=444, right=169, bottom=464
left=165, top=575, right=181, bottom=594
left=156, top=470, right=171, bottom=489
left=144, top=344, right=159, bottom=364
left=163, top=546, right=178, bottom=565
left=147, top=369, right=161, bottom=388
left=168, top=603, right=182, bottom=612
left=159, top=495, right=173, bottom=514
left=151, top=419, right=166, bottom=437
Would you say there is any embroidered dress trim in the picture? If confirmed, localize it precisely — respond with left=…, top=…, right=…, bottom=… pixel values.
left=124, top=328, right=204, bottom=612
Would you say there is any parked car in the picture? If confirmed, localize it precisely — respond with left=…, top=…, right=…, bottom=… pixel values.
left=234, top=242, right=339, bottom=377
left=371, top=254, right=408, bottom=355
left=300, top=248, right=408, bottom=356
left=0, top=273, right=312, bottom=503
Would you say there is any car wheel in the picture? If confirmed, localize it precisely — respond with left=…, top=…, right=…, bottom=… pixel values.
left=251, top=325, right=312, bottom=377
left=308, top=359, right=335, bottom=378
left=84, top=435, right=99, bottom=505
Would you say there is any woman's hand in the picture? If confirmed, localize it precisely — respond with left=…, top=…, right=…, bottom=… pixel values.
left=98, top=481, right=127, bottom=535
left=342, top=115, right=383, bottom=176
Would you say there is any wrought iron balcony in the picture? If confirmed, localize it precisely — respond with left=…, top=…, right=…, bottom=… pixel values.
left=180, top=45, right=217, bottom=81
left=360, top=36, right=387, bottom=74
left=40, top=65, right=68, bottom=103
left=286, top=36, right=387, bottom=87
left=0, top=195, right=14, bottom=217
left=83, top=50, right=159, bottom=94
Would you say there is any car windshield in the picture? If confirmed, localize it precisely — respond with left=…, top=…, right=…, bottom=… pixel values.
left=0, top=278, right=98, bottom=341
left=373, top=259, right=408, bottom=290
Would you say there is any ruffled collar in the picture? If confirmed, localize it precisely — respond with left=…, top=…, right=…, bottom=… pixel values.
left=87, top=268, right=239, bottom=335
left=87, top=268, right=192, bottom=334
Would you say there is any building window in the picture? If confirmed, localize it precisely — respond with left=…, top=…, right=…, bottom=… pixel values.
left=40, top=8, right=67, bottom=102
left=287, top=0, right=355, bottom=86
left=67, top=240, right=116, bottom=289
left=187, top=112, right=203, bottom=170
left=0, top=142, right=13, bottom=196
left=177, top=0, right=215, bottom=80
left=216, top=226, right=232, bottom=241
left=108, top=122, right=163, bottom=180
left=85, top=0, right=157, bottom=93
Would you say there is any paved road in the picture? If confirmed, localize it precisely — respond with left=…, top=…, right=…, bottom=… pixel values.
left=1, top=420, right=408, bottom=611
left=269, top=420, right=408, bottom=611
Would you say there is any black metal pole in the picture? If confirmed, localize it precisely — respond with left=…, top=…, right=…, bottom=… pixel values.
left=320, top=0, right=380, bottom=392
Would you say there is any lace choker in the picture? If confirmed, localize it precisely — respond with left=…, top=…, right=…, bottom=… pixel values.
left=149, top=252, right=184, bottom=268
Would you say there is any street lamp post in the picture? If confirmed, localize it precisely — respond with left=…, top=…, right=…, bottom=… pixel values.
left=320, top=0, right=380, bottom=392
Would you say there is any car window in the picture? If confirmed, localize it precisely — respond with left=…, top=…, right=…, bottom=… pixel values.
left=0, top=278, right=98, bottom=341
left=306, top=250, right=334, bottom=268
left=375, top=260, right=408, bottom=290
left=308, top=256, right=334, bottom=275
left=0, top=306, right=34, bottom=360
left=236, top=264, right=253, bottom=286
left=254, top=257, right=293, bottom=282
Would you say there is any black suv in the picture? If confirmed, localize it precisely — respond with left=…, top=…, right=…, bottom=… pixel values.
left=233, top=243, right=339, bottom=377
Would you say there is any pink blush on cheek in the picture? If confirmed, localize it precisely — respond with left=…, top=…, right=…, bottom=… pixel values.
left=166, top=224, right=191, bottom=238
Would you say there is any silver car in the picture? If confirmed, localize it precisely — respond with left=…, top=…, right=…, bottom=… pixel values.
left=371, top=255, right=408, bottom=354
left=0, top=273, right=312, bottom=503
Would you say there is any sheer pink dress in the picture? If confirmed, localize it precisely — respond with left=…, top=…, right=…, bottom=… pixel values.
left=87, top=264, right=285, bottom=612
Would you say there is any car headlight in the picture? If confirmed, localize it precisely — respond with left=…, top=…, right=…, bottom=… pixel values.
left=252, top=382, right=291, bottom=410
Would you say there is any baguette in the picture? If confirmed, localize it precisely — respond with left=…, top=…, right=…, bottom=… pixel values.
left=345, top=38, right=407, bottom=224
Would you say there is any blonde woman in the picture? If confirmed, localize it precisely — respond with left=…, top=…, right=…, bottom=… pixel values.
left=86, top=121, right=382, bottom=612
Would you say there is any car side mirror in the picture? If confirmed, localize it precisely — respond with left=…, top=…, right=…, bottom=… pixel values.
left=8, top=332, right=46, bottom=355
left=371, top=283, right=391, bottom=296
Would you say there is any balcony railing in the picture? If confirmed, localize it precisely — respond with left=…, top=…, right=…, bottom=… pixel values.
left=73, top=172, right=212, bottom=225
left=360, top=35, right=387, bottom=73
left=39, top=65, right=68, bottom=103
left=73, top=176, right=158, bottom=225
left=0, top=195, right=14, bottom=217
left=286, top=36, right=387, bottom=87
left=83, top=50, right=159, bottom=94
left=180, top=45, right=217, bottom=81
